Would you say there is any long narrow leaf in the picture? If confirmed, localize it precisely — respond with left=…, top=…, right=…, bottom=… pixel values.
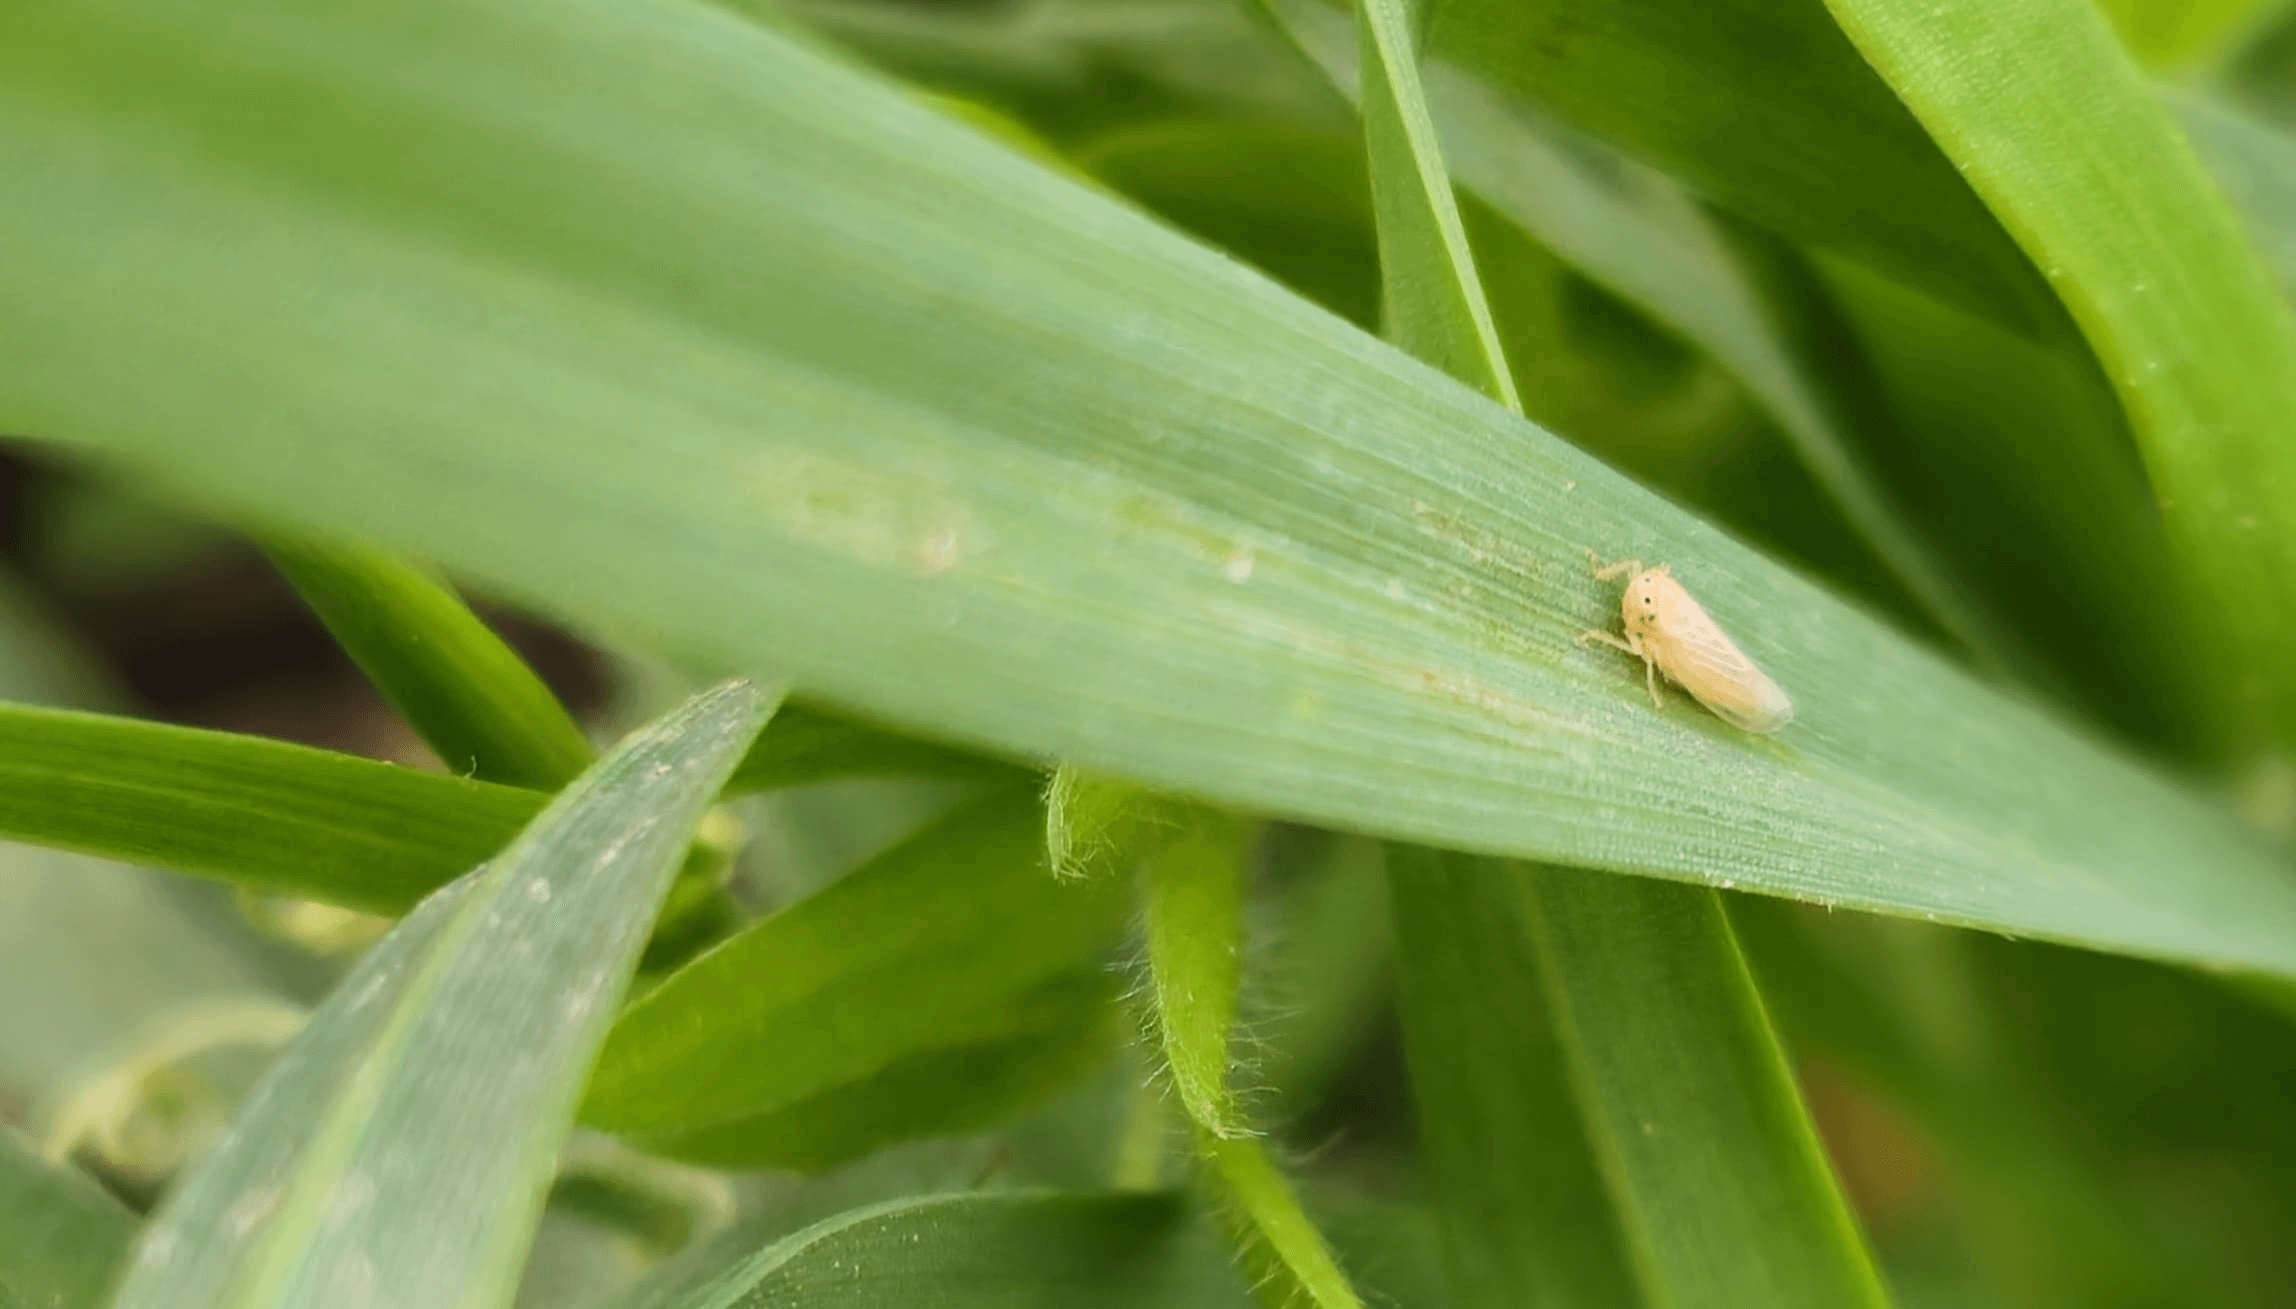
left=1355, top=0, right=1515, bottom=404
left=1521, top=869, right=1892, bottom=1309
left=631, top=972, right=1124, bottom=1171
left=106, top=680, right=770, bottom=1309
left=1406, top=0, right=2065, bottom=335
left=1263, top=0, right=2007, bottom=667
left=6, top=0, right=2296, bottom=974
left=264, top=536, right=595, bottom=789
left=583, top=786, right=1127, bottom=1139
left=0, top=702, right=540, bottom=913
left=1385, top=847, right=1641, bottom=1309
left=1820, top=0, right=2296, bottom=748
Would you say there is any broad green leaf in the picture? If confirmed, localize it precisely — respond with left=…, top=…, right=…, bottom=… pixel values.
left=724, top=700, right=1027, bottom=794
left=10, top=0, right=2296, bottom=975
left=264, top=536, right=595, bottom=789
left=0, top=1128, right=136, bottom=1309
left=626, top=971, right=1124, bottom=1170
left=603, top=1191, right=1254, bottom=1309
left=583, top=787, right=1127, bottom=1137
left=1355, top=0, right=1516, bottom=406
left=1385, top=847, right=1641, bottom=1309
left=1821, top=0, right=2296, bottom=749
left=107, top=680, right=770, bottom=1309
left=0, top=702, right=539, bottom=914
left=1520, top=868, right=1890, bottom=1309
left=1401, top=0, right=2064, bottom=336
left=1264, top=0, right=2006, bottom=665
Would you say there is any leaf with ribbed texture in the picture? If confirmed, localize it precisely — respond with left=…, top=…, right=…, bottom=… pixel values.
left=105, top=681, right=769, bottom=1309
left=1385, top=847, right=1641, bottom=1309
left=1522, top=868, right=1891, bottom=1308
left=0, top=702, right=539, bottom=914
left=1821, top=0, right=2296, bottom=750
left=1262, top=0, right=2005, bottom=667
left=5, top=0, right=2296, bottom=977
left=583, top=787, right=1127, bottom=1141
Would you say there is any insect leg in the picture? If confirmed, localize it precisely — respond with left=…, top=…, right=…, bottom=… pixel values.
left=1578, top=628, right=1638, bottom=655
left=1643, top=655, right=1665, bottom=710
left=1586, top=548, right=1644, bottom=582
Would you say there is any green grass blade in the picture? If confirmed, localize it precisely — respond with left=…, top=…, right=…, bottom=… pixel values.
left=1355, top=0, right=1515, bottom=405
left=0, top=698, right=967, bottom=916
left=603, top=1192, right=1254, bottom=1309
left=626, top=971, right=1124, bottom=1170
left=1263, top=0, right=2011, bottom=670
left=1821, top=0, right=2296, bottom=748
left=263, top=536, right=595, bottom=789
left=1352, top=32, right=1875, bottom=1292
left=1385, top=847, right=1641, bottom=1309
left=8, top=0, right=2296, bottom=973
left=0, top=1128, right=135, bottom=1309
left=582, top=787, right=1127, bottom=1137
left=1521, top=869, right=1891, bottom=1309
left=1399, top=0, right=2064, bottom=336
left=105, top=679, right=768, bottom=1309
left=0, top=702, right=540, bottom=913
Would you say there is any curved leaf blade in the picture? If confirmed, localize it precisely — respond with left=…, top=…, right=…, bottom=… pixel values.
left=1821, top=0, right=2296, bottom=747
left=583, top=787, right=1126, bottom=1136
left=1409, top=0, right=2064, bottom=336
left=106, top=680, right=770, bottom=1309
left=1385, top=847, right=1642, bottom=1309
left=629, top=972, right=1124, bottom=1171
left=0, top=702, right=540, bottom=914
left=1520, top=869, right=1892, bottom=1309
left=1264, top=0, right=2008, bottom=667
left=4, top=0, right=2296, bottom=975
left=1142, top=816, right=1251, bottom=1138
left=264, top=536, right=595, bottom=790
left=1356, top=0, right=1516, bottom=405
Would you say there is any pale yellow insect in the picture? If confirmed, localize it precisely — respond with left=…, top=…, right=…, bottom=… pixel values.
left=1578, top=551, right=1794, bottom=733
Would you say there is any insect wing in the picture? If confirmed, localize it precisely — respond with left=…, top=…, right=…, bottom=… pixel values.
left=1653, top=590, right=1794, bottom=733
